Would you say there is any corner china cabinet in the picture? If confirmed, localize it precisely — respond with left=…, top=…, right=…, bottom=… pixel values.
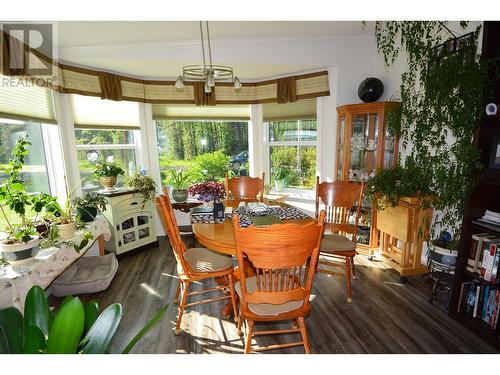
left=99, top=190, right=157, bottom=255
left=335, top=102, right=400, bottom=249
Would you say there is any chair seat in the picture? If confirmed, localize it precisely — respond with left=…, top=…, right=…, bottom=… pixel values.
left=235, top=276, right=304, bottom=316
left=320, top=233, right=356, bottom=253
left=51, top=253, right=118, bottom=297
left=184, top=247, right=232, bottom=273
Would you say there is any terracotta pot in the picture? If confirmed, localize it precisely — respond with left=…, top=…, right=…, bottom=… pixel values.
left=172, top=189, right=188, bottom=203
left=99, top=176, right=117, bottom=190
left=0, top=236, right=40, bottom=265
left=58, top=222, right=76, bottom=241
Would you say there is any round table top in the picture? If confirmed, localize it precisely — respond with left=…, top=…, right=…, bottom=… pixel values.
left=192, top=199, right=313, bottom=256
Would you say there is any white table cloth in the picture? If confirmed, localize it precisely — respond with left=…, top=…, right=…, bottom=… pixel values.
left=0, top=216, right=111, bottom=311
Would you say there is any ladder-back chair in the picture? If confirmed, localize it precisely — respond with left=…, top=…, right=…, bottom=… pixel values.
left=232, top=211, right=325, bottom=354
left=225, top=173, right=265, bottom=200
left=315, top=177, right=364, bottom=303
left=155, top=191, right=238, bottom=334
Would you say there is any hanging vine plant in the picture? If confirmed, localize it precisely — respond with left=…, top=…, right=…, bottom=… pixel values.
left=369, top=21, right=493, bottom=244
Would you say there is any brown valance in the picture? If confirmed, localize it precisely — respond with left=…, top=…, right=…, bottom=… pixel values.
left=193, top=82, right=216, bottom=106
left=1, top=30, right=330, bottom=105
left=2, top=31, right=26, bottom=76
left=98, top=72, right=123, bottom=101
left=277, top=76, right=297, bottom=104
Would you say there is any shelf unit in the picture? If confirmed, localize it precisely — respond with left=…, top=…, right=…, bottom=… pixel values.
left=449, top=21, right=500, bottom=349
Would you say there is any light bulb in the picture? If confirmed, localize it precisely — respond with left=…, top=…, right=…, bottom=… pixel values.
left=233, top=76, right=242, bottom=90
left=207, top=71, right=215, bottom=87
left=204, top=82, right=212, bottom=93
left=175, top=75, right=184, bottom=89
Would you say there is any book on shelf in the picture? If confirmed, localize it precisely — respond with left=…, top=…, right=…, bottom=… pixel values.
left=491, top=244, right=500, bottom=284
left=458, top=280, right=500, bottom=330
left=467, top=233, right=491, bottom=273
left=458, top=281, right=471, bottom=314
left=479, top=237, right=500, bottom=278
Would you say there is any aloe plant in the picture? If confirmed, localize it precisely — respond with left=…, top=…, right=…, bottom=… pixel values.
left=0, top=285, right=168, bottom=354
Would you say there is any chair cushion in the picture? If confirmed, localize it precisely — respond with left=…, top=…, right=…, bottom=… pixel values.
left=235, top=276, right=304, bottom=316
left=184, top=247, right=232, bottom=273
left=51, top=253, right=118, bottom=297
left=320, top=233, right=356, bottom=252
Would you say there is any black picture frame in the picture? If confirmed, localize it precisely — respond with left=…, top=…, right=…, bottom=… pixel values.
left=489, top=136, right=500, bottom=169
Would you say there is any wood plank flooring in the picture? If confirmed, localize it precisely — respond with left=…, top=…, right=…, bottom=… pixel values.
left=66, top=237, right=498, bottom=354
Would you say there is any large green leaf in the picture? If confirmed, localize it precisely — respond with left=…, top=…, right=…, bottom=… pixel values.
left=24, top=285, right=50, bottom=336
left=83, top=300, right=100, bottom=335
left=80, top=303, right=122, bottom=354
left=0, top=328, right=8, bottom=353
left=121, top=304, right=168, bottom=354
left=46, top=297, right=84, bottom=354
left=0, top=307, right=24, bottom=354
left=23, top=324, right=46, bottom=354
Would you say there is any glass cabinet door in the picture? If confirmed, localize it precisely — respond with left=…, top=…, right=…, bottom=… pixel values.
left=348, top=113, right=379, bottom=182
left=383, top=127, right=396, bottom=169
left=336, top=115, right=345, bottom=180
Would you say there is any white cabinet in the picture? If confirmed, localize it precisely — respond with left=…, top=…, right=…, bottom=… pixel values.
left=99, top=190, right=157, bottom=255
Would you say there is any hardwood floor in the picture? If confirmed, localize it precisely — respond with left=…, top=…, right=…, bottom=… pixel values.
left=69, top=237, right=498, bottom=354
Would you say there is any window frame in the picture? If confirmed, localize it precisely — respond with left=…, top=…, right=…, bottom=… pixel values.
left=264, top=118, right=318, bottom=192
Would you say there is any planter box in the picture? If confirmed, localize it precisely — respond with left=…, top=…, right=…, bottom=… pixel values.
left=371, top=196, right=433, bottom=279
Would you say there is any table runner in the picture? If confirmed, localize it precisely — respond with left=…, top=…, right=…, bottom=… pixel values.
left=190, top=206, right=311, bottom=228
left=0, top=216, right=111, bottom=311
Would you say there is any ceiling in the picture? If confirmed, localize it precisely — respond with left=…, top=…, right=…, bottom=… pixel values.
left=55, top=21, right=373, bottom=80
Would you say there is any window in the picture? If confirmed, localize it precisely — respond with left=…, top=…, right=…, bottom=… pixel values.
left=0, top=118, right=52, bottom=226
left=155, top=120, right=249, bottom=183
left=267, top=119, right=317, bottom=189
left=75, top=129, right=138, bottom=193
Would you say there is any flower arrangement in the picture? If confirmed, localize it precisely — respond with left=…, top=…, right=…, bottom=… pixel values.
left=188, top=181, right=225, bottom=202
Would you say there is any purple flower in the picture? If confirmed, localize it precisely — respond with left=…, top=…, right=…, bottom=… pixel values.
left=188, top=181, right=226, bottom=202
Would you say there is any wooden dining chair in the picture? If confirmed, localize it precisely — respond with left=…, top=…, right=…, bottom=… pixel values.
left=155, top=191, right=238, bottom=334
left=315, top=176, right=365, bottom=303
left=231, top=211, right=325, bottom=354
left=225, top=172, right=265, bottom=200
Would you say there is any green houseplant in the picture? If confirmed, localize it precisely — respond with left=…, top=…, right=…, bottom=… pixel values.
left=73, top=193, right=107, bottom=223
left=272, top=165, right=293, bottom=192
left=94, top=162, right=125, bottom=191
left=371, top=21, right=492, bottom=242
left=165, top=169, right=192, bottom=202
left=0, top=285, right=168, bottom=354
left=0, top=138, right=60, bottom=265
left=125, top=172, right=157, bottom=208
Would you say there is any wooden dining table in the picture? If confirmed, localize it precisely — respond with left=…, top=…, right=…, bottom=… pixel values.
left=192, top=198, right=314, bottom=256
left=191, top=198, right=314, bottom=317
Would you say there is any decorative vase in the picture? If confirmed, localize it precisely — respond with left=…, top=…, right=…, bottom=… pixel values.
left=76, top=207, right=98, bottom=222
left=172, top=189, right=188, bottom=203
left=358, top=77, right=384, bottom=103
left=58, top=222, right=76, bottom=242
left=99, top=176, right=117, bottom=191
left=274, top=180, right=285, bottom=192
left=0, top=236, right=40, bottom=265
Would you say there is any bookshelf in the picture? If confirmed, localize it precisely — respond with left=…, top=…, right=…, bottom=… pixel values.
left=449, top=22, right=500, bottom=349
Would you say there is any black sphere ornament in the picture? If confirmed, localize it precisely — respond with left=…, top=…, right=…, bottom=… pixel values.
left=358, top=77, right=384, bottom=103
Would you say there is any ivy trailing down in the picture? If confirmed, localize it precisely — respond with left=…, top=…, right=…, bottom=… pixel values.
left=370, top=21, right=492, bottom=243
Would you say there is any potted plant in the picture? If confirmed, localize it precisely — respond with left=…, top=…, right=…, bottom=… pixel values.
left=94, top=161, right=125, bottom=191
left=54, top=197, right=78, bottom=242
left=272, top=165, right=293, bottom=192
left=188, top=181, right=225, bottom=204
left=126, top=171, right=157, bottom=208
left=165, top=169, right=192, bottom=202
left=0, top=285, right=168, bottom=354
left=0, top=138, right=60, bottom=265
left=73, top=192, right=107, bottom=223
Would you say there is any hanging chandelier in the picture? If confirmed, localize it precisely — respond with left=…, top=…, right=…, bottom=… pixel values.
left=175, top=21, right=242, bottom=93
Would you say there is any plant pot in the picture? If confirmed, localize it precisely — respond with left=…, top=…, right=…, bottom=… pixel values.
left=76, top=206, right=98, bottom=222
left=172, top=189, right=188, bottom=203
left=99, top=176, right=117, bottom=191
left=35, top=222, right=50, bottom=238
left=274, top=180, right=285, bottom=192
left=0, top=236, right=40, bottom=265
left=58, top=222, right=76, bottom=242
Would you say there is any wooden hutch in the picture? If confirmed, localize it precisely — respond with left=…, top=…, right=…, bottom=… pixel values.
left=335, top=102, right=400, bottom=250
left=449, top=21, right=500, bottom=349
